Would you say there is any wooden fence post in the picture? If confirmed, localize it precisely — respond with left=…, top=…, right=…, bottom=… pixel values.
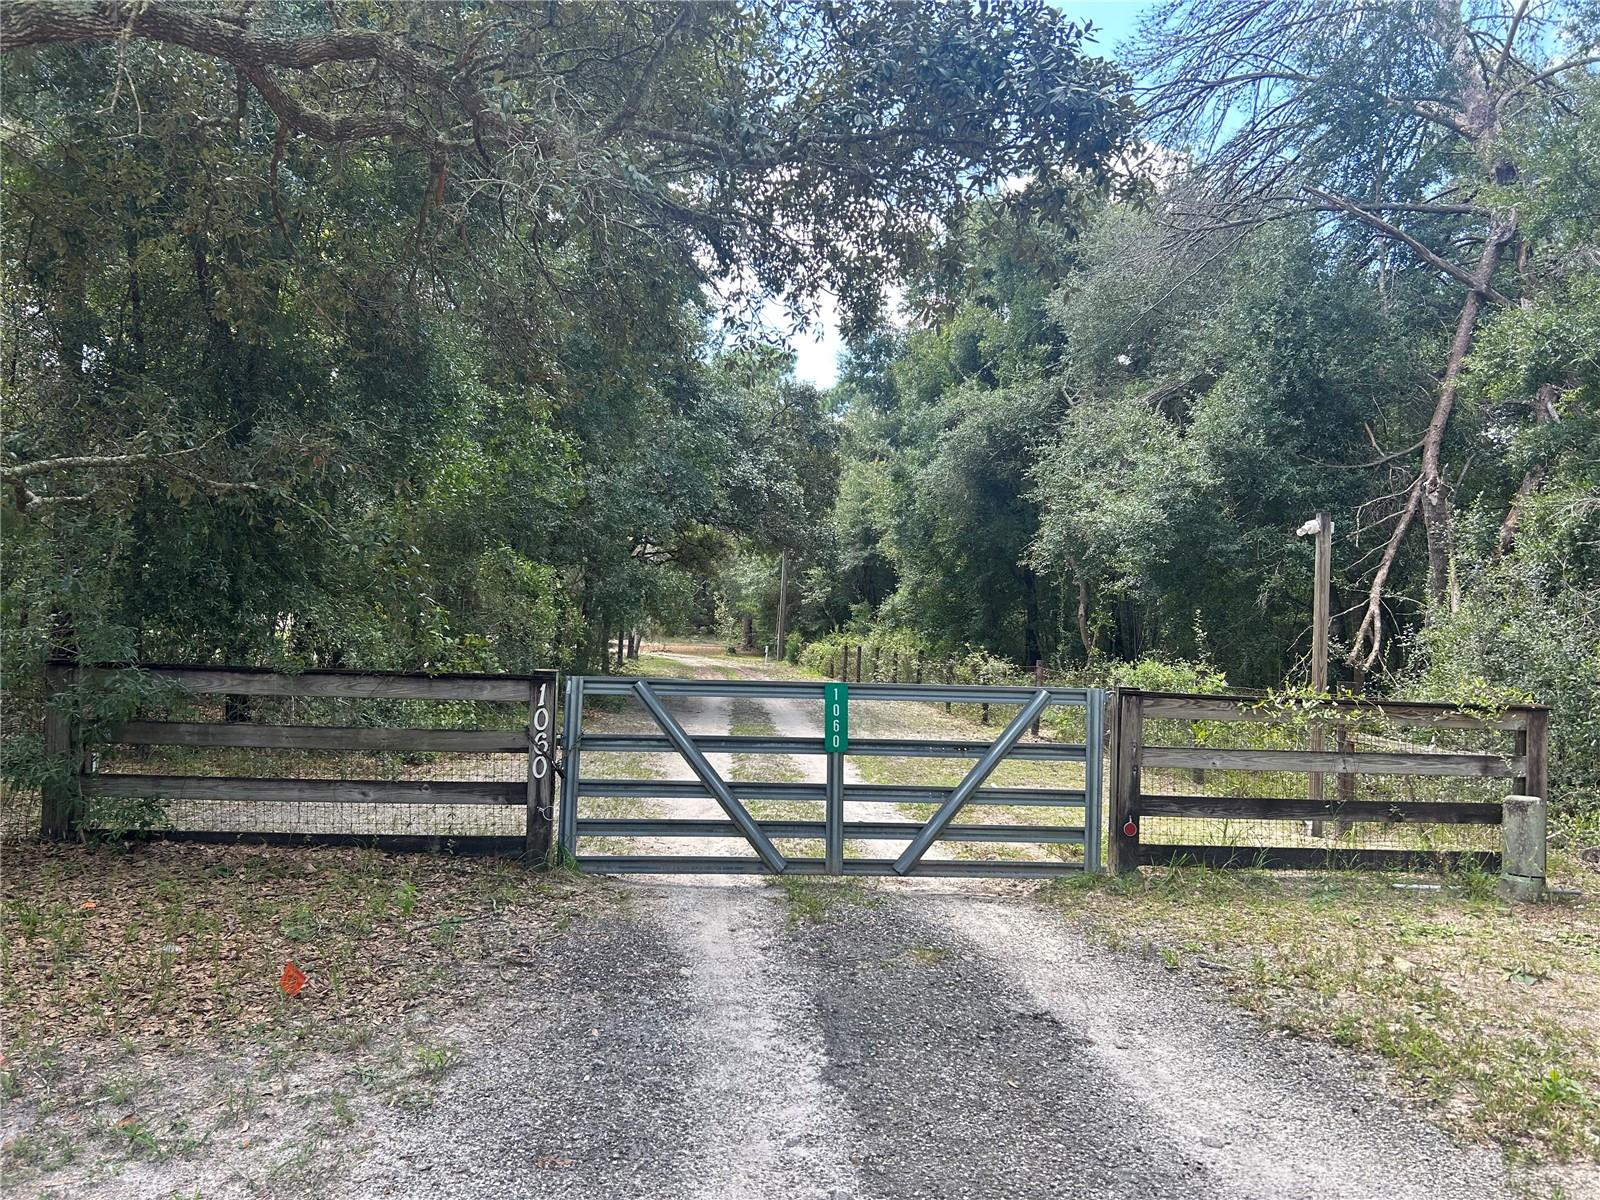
left=854, top=645, right=862, bottom=683
left=1519, top=708, right=1550, bottom=804
left=1336, top=725, right=1356, bottom=803
left=1108, top=688, right=1142, bottom=873
left=526, top=677, right=557, bottom=862
left=39, top=662, right=82, bottom=841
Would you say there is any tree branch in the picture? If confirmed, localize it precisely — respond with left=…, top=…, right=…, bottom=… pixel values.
left=1348, top=476, right=1423, bottom=670
left=600, top=6, right=693, bottom=140
left=1300, top=186, right=1511, bottom=304
left=1, top=447, right=203, bottom=481
left=3, top=1, right=516, bottom=160
left=1498, top=53, right=1600, bottom=111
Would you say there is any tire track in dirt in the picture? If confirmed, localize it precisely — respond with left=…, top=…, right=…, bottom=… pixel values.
left=923, top=892, right=1512, bottom=1200
left=591, top=685, right=866, bottom=1199
left=347, top=654, right=1513, bottom=1199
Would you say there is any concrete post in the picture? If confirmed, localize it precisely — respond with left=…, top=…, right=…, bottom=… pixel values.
left=1500, top=794, right=1547, bottom=902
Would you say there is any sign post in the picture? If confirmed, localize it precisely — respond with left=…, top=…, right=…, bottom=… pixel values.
left=1297, top=511, right=1334, bottom=832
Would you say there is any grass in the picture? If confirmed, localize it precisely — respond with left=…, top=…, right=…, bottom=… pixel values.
left=413, top=1041, right=460, bottom=1082
left=887, top=944, right=950, bottom=966
left=637, top=647, right=745, bottom=680
left=728, top=698, right=810, bottom=792
left=727, top=697, right=820, bottom=858
left=770, top=874, right=878, bottom=924
left=631, top=652, right=702, bottom=679
left=570, top=703, right=670, bottom=855
left=1047, top=866, right=1600, bottom=1164
left=0, top=844, right=573, bottom=1052
left=0, top=841, right=597, bottom=1191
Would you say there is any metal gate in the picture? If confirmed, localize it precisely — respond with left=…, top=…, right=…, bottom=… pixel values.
left=558, top=676, right=1103, bottom=878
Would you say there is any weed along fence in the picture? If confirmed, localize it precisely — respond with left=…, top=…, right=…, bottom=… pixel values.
left=41, top=663, right=557, bottom=856
left=1107, top=688, right=1549, bottom=873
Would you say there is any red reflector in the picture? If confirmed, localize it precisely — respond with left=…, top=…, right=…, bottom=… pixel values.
left=1122, top=818, right=1138, bottom=837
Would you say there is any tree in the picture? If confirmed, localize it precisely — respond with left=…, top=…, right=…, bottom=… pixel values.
left=3, top=0, right=1138, bottom=330
left=1128, top=0, right=1600, bottom=665
left=3, top=0, right=1139, bottom=683
left=1031, top=206, right=1436, bottom=682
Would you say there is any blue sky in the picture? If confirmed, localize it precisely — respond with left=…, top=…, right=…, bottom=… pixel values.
left=784, top=0, right=1156, bottom=387
left=1059, top=0, right=1151, bottom=58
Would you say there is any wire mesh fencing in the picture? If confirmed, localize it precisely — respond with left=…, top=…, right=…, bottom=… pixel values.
left=41, top=663, right=556, bottom=854
left=1108, top=689, right=1546, bottom=871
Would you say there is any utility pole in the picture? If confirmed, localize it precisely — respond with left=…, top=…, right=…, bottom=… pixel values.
left=1296, top=512, right=1334, bottom=826
left=775, top=550, right=789, bottom=661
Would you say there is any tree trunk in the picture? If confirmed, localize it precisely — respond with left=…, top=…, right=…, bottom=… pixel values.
left=1418, top=219, right=1516, bottom=609
left=1076, top=577, right=1096, bottom=661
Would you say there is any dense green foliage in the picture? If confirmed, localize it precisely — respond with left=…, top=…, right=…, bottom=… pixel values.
left=2, top=0, right=1133, bottom=683
left=3, top=2, right=1597, bottom=813
left=749, top=6, right=1600, bottom=811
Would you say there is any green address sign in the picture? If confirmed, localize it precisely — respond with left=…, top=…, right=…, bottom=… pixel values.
left=824, top=682, right=848, bottom=753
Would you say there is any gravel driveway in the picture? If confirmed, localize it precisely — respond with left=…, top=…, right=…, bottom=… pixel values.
left=338, top=656, right=1511, bottom=1200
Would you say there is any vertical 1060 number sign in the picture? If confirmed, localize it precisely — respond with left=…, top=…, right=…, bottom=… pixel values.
left=823, top=682, right=848, bottom=754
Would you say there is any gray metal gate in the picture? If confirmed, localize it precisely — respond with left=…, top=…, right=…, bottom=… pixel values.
left=558, top=676, right=1104, bottom=878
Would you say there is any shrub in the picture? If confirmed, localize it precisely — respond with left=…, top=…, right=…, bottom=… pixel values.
left=1405, top=558, right=1600, bottom=822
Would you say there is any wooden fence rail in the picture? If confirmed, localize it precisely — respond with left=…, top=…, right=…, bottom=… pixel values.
left=40, top=662, right=558, bottom=858
left=1108, top=688, right=1549, bottom=873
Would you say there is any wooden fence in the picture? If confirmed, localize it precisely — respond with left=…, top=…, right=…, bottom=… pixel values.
left=1107, top=688, right=1549, bottom=872
left=42, top=663, right=558, bottom=857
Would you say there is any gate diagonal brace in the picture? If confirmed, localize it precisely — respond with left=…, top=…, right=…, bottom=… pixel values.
left=893, top=688, right=1055, bottom=876
left=630, top=681, right=788, bottom=874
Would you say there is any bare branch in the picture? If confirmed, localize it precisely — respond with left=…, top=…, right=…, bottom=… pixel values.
left=1491, top=0, right=1533, bottom=86
left=1300, top=186, right=1511, bottom=304
left=1, top=447, right=203, bottom=482
left=1316, top=435, right=1426, bottom=470
left=1349, top=476, right=1423, bottom=670
left=1498, top=53, right=1600, bottom=111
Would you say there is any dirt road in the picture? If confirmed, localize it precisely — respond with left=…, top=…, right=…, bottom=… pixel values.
left=335, top=653, right=1510, bottom=1200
